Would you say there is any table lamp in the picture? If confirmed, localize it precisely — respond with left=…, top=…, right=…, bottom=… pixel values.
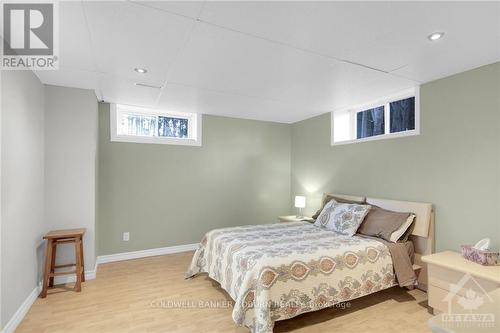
left=295, top=195, right=306, bottom=218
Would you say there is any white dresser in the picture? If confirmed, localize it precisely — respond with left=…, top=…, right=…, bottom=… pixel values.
left=422, top=251, right=500, bottom=314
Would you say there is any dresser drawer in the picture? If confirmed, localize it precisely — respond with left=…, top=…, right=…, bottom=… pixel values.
left=428, top=264, right=499, bottom=296
left=428, top=284, right=450, bottom=313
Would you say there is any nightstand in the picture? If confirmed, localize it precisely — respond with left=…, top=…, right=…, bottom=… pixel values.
left=428, top=288, right=500, bottom=333
left=278, top=215, right=314, bottom=223
left=422, top=251, right=500, bottom=315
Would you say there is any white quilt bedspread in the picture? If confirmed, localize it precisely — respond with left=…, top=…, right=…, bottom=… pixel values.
left=187, top=222, right=396, bottom=333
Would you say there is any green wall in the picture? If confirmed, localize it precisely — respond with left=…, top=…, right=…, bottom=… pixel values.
left=291, top=63, right=500, bottom=252
left=98, top=103, right=291, bottom=255
left=98, top=63, right=499, bottom=255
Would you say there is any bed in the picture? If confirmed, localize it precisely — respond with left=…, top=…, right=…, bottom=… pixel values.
left=186, top=194, right=434, bottom=333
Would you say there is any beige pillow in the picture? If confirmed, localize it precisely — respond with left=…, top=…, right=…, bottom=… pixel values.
left=357, top=206, right=415, bottom=242
left=312, top=194, right=365, bottom=219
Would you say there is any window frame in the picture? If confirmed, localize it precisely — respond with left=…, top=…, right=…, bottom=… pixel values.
left=110, top=104, right=202, bottom=146
left=331, top=87, right=420, bottom=146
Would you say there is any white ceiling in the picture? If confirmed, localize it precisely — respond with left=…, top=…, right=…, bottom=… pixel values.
left=34, top=1, right=500, bottom=123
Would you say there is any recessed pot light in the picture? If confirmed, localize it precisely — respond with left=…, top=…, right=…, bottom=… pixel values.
left=134, top=68, right=147, bottom=74
left=428, top=32, right=444, bottom=41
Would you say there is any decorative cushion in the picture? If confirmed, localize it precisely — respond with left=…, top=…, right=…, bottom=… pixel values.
left=314, top=200, right=371, bottom=236
left=357, top=206, right=415, bottom=242
left=312, top=194, right=365, bottom=219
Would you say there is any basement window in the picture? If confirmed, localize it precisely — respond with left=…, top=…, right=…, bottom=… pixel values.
left=110, top=104, right=202, bottom=146
left=331, top=87, right=419, bottom=145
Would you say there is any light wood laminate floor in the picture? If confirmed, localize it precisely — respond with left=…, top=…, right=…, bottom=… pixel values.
left=17, top=251, right=433, bottom=333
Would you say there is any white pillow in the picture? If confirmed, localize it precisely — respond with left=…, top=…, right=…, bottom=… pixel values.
left=389, top=214, right=416, bottom=242
left=314, top=200, right=372, bottom=237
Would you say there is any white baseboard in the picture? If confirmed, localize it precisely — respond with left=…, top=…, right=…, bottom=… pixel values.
left=97, top=243, right=199, bottom=265
left=1, top=266, right=96, bottom=333
left=1, top=282, right=42, bottom=333
left=53, top=267, right=97, bottom=285
left=1, top=243, right=198, bottom=333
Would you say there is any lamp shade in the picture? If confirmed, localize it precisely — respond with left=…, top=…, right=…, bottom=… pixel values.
left=294, top=196, right=306, bottom=208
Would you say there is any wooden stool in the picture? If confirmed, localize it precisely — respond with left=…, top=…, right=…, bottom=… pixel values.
left=40, top=228, right=86, bottom=298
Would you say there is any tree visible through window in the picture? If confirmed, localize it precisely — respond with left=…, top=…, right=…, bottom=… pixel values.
left=158, top=116, right=188, bottom=138
left=121, top=113, right=156, bottom=137
left=390, top=97, right=415, bottom=133
left=357, top=106, right=385, bottom=139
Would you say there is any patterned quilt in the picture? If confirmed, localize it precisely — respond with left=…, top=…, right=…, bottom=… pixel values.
left=186, top=222, right=396, bottom=333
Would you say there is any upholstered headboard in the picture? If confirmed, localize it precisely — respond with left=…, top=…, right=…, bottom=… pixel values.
left=325, top=193, right=435, bottom=290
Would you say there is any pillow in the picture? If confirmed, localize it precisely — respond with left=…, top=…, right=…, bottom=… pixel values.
left=314, top=200, right=371, bottom=237
left=389, top=214, right=416, bottom=242
left=357, top=205, right=415, bottom=242
left=312, top=194, right=365, bottom=219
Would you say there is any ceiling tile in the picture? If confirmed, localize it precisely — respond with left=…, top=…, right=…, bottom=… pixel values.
left=344, top=2, right=500, bottom=75
left=100, top=74, right=161, bottom=108
left=275, top=60, right=417, bottom=113
left=168, top=23, right=343, bottom=101
left=58, top=1, right=95, bottom=71
left=158, top=83, right=312, bottom=123
left=132, top=1, right=205, bottom=18
left=34, top=68, right=100, bottom=94
left=389, top=2, right=500, bottom=82
left=83, top=1, right=195, bottom=84
left=200, top=1, right=393, bottom=64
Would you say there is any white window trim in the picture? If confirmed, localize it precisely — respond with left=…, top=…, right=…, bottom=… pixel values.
left=331, top=87, right=420, bottom=146
left=110, top=104, right=202, bottom=146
